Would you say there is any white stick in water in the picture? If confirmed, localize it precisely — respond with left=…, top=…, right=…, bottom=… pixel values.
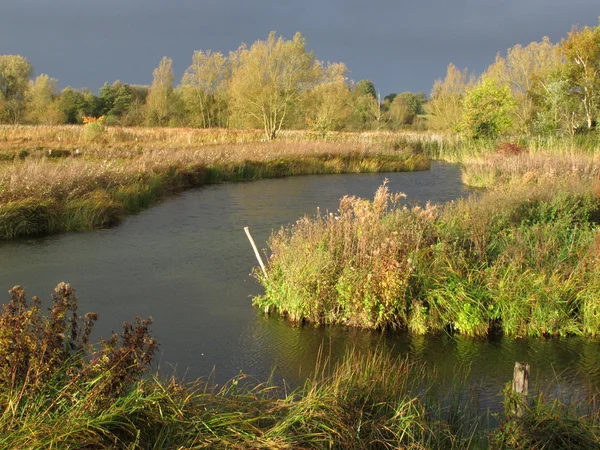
left=244, top=226, right=268, bottom=279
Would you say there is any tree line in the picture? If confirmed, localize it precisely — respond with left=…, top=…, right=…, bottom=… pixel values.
left=1, top=23, right=600, bottom=140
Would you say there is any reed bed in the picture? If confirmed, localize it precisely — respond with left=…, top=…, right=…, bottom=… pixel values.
left=0, top=124, right=448, bottom=155
left=2, top=283, right=600, bottom=449
left=0, top=130, right=429, bottom=238
left=256, top=178, right=600, bottom=337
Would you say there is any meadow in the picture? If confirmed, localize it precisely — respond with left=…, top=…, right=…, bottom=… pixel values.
left=0, top=125, right=429, bottom=239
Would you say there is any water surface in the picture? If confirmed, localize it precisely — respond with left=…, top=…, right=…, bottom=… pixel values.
left=1, top=162, right=597, bottom=411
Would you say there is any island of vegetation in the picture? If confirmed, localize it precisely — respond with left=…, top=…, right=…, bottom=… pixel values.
left=2, top=21, right=600, bottom=449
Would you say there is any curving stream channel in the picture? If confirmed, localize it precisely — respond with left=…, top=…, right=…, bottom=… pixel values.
left=2, top=162, right=599, bottom=411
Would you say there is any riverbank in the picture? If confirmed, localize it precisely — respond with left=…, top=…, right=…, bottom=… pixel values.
left=3, top=285, right=598, bottom=449
left=0, top=125, right=429, bottom=239
left=255, top=174, right=600, bottom=337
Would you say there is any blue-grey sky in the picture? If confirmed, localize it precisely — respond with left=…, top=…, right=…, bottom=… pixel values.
left=1, top=0, right=598, bottom=96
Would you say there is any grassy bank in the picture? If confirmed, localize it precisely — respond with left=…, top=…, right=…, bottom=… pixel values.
left=0, top=125, right=429, bottom=239
left=3, top=284, right=600, bottom=449
left=255, top=177, right=600, bottom=337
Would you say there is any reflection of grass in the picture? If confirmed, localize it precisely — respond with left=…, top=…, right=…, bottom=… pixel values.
left=0, top=126, right=430, bottom=238
left=256, top=178, right=600, bottom=337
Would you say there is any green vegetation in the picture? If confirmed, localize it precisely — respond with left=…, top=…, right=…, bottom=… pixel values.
left=255, top=169, right=600, bottom=337
left=3, top=284, right=600, bottom=449
left=2, top=19, right=599, bottom=137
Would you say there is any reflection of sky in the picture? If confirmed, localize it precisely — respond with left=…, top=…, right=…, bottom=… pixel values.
left=0, top=164, right=597, bottom=414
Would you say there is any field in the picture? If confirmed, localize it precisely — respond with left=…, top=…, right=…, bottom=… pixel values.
left=0, top=125, right=429, bottom=239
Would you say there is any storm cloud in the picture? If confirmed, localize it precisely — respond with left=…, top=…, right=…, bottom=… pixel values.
left=1, top=0, right=598, bottom=95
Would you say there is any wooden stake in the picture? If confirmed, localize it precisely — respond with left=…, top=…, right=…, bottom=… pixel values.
left=512, top=361, right=530, bottom=418
left=244, top=226, right=268, bottom=279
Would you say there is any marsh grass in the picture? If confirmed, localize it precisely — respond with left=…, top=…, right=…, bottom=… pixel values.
left=0, top=133, right=429, bottom=238
left=256, top=179, right=600, bottom=337
left=3, top=284, right=600, bottom=448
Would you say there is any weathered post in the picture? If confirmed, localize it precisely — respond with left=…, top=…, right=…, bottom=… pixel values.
left=244, top=226, right=268, bottom=279
left=512, top=361, right=530, bottom=418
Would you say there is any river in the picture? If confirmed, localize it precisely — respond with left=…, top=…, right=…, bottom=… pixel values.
left=1, top=162, right=598, bottom=411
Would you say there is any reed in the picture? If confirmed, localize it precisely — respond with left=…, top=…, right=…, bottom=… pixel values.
left=0, top=133, right=429, bottom=238
left=255, top=179, right=600, bottom=337
left=3, top=284, right=600, bottom=448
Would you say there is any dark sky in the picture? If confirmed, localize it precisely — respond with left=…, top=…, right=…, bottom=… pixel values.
left=1, top=0, right=598, bottom=96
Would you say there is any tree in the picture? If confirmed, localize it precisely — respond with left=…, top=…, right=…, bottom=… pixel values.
left=561, top=23, right=600, bottom=130
left=427, top=64, right=473, bottom=131
left=304, top=62, right=352, bottom=132
left=99, top=81, right=134, bottom=121
left=389, top=92, right=426, bottom=127
left=59, top=87, right=86, bottom=124
left=484, top=37, right=562, bottom=133
left=229, top=32, right=318, bottom=140
left=531, top=67, right=579, bottom=135
left=0, top=55, right=33, bottom=123
left=25, top=74, right=64, bottom=124
left=354, top=79, right=377, bottom=99
left=145, top=57, right=178, bottom=126
left=349, top=79, right=383, bottom=130
left=459, top=77, right=516, bottom=139
left=180, top=50, right=230, bottom=128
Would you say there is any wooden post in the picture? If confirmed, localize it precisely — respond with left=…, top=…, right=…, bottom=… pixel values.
left=512, top=361, right=530, bottom=418
left=244, top=227, right=268, bottom=279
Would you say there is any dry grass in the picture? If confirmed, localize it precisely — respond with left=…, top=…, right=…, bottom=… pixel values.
left=462, top=151, right=600, bottom=188
left=0, top=125, right=430, bottom=238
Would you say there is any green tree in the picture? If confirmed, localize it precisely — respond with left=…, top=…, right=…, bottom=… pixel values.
left=59, top=87, right=86, bottom=124
left=349, top=80, right=382, bottom=130
left=389, top=92, right=426, bottom=127
left=484, top=37, right=562, bottom=133
left=354, top=79, right=377, bottom=99
left=98, top=81, right=134, bottom=122
left=459, top=77, right=516, bottom=139
left=531, top=67, right=580, bottom=136
left=229, top=32, right=318, bottom=140
left=25, top=74, right=64, bottom=124
left=561, top=23, right=600, bottom=130
left=427, top=64, right=473, bottom=131
left=180, top=50, right=230, bottom=128
left=145, top=57, right=177, bottom=126
left=0, top=55, right=33, bottom=123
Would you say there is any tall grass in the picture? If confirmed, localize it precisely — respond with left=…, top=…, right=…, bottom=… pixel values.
left=256, top=179, right=600, bottom=337
left=3, top=284, right=600, bottom=448
left=0, top=135, right=429, bottom=239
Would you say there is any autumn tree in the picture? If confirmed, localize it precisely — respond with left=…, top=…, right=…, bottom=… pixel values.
left=25, top=74, right=64, bottom=124
left=561, top=23, right=600, bottom=130
left=304, top=62, right=352, bottom=132
left=229, top=32, right=318, bottom=140
left=145, top=57, right=179, bottom=126
left=180, top=50, right=230, bottom=128
left=0, top=55, right=33, bottom=123
left=427, top=64, right=473, bottom=131
left=484, top=37, right=562, bottom=133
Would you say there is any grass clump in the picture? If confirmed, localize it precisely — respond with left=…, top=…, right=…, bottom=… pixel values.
left=255, top=179, right=600, bottom=337
left=3, top=284, right=600, bottom=448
